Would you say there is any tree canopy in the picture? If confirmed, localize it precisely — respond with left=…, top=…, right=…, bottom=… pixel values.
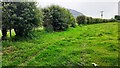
left=42, top=5, right=75, bottom=32
left=2, top=2, right=43, bottom=39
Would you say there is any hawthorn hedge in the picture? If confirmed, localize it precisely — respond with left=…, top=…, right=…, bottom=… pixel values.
left=76, top=15, right=117, bottom=25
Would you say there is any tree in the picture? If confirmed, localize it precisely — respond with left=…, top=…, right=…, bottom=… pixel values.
left=2, top=2, right=15, bottom=39
left=2, top=2, right=43, bottom=38
left=13, top=2, right=43, bottom=37
left=114, top=15, right=120, bottom=20
left=42, top=5, right=75, bottom=32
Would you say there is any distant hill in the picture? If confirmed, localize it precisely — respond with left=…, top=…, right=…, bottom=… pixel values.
left=68, top=9, right=84, bottom=18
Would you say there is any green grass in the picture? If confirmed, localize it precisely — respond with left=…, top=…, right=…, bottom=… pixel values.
left=2, top=22, right=119, bottom=66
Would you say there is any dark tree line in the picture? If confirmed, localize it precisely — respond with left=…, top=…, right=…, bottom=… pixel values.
left=76, top=15, right=117, bottom=25
left=1, top=2, right=117, bottom=40
left=2, top=3, right=75, bottom=40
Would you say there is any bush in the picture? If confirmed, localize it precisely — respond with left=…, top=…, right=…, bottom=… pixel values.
left=103, top=19, right=108, bottom=23
left=76, top=15, right=117, bottom=25
left=42, top=5, right=75, bottom=32
left=86, top=17, right=93, bottom=24
left=76, top=15, right=87, bottom=25
left=109, top=18, right=117, bottom=22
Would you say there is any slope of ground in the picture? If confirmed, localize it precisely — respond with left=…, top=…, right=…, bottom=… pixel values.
left=2, top=22, right=119, bottom=66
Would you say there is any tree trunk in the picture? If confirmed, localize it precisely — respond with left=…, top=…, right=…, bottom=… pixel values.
left=2, top=25, right=7, bottom=40
left=14, top=27, right=23, bottom=37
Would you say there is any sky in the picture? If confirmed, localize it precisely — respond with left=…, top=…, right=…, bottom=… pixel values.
left=37, top=0, right=119, bottom=19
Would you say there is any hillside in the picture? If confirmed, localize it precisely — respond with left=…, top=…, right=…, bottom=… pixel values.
left=69, top=9, right=84, bottom=18
left=2, top=22, right=118, bottom=66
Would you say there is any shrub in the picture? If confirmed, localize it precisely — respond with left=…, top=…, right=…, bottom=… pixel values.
left=76, top=15, right=116, bottom=25
left=103, top=19, right=108, bottom=23
left=109, top=18, right=117, bottom=22
left=76, top=15, right=87, bottom=25
left=86, top=17, right=93, bottom=24
left=42, top=5, right=75, bottom=32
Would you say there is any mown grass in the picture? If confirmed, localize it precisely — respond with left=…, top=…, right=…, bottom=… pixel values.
left=2, top=22, right=119, bottom=66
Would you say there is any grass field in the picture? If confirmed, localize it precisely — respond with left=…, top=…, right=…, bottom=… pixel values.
left=2, top=22, right=119, bottom=66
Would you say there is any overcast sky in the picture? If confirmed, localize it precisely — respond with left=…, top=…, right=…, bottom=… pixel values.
left=37, top=0, right=119, bottom=19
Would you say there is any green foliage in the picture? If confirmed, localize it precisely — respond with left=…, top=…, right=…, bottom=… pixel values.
left=76, top=15, right=117, bottom=25
left=109, top=18, right=117, bottom=22
left=2, top=2, right=16, bottom=39
left=76, top=15, right=87, bottom=25
left=14, top=2, right=43, bottom=37
left=86, top=17, right=93, bottom=24
left=2, top=2, right=15, bottom=28
left=114, top=15, right=120, bottom=20
left=2, top=2, right=43, bottom=37
left=92, top=18, right=103, bottom=23
left=42, top=5, right=75, bottom=32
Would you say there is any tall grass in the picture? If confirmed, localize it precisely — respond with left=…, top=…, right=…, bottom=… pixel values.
left=2, top=22, right=118, bottom=66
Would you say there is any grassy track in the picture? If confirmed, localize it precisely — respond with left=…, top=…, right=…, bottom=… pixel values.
left=2, top=22, right=119, bottom=66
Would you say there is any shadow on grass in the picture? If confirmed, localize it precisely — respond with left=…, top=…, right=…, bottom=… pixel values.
left=1, top=29, right=48, bottom=42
